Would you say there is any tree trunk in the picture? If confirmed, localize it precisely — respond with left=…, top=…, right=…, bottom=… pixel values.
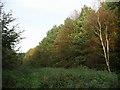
left=97, top=14, right=111, bottom=73
left=105, top=23, right=111, bottom=72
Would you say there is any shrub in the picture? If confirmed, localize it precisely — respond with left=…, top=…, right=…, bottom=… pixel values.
left=2, top=66, right=118, bottom=88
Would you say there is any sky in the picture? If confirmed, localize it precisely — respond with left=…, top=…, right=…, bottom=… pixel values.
left=3, top=0, right=99, bottom=52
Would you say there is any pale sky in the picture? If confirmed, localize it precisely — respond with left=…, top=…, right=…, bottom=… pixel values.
left=4, top=0, right=99, bottom=52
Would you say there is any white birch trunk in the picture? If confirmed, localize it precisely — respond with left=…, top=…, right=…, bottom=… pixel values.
left=97, top=13, right=111, bottom=73
left=105, top=23, right=111, bottom=72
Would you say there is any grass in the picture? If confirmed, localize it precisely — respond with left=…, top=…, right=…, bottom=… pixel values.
left=2, top=66, right=119, bottom=88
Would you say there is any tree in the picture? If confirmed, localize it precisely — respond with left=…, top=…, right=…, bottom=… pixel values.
left=105, top=1, right=120, bottom=72
left=23, top=25, right=60, bottom=67
left=54, top=18, right=74, bottom=67
left=85, top=3, right=117, bottom=72
left=1, top=5, right=24, bottom=69
left=69, top=6, right=91, bottom=66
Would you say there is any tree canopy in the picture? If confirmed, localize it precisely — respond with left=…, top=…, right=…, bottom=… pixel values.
left=23, top=2, right=120, bottom=72
left=1, top=4, right=24, bottom=69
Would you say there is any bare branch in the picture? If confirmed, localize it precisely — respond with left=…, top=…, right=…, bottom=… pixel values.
left=94, top=30, right=99, bottom=36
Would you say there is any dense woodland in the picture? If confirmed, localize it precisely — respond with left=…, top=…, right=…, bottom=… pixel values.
left=23, top=2, right=120, bottom=72
left=1, top=1, right=120, bottom=88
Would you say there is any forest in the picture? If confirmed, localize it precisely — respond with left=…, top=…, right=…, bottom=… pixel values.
left=1, top=1, right=120, bottom=88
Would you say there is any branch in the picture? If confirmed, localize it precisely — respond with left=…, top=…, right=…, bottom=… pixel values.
left=94, top=30, right=99, bottom=36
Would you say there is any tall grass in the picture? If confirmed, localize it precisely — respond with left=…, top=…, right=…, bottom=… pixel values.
left=2, top=66, right=118, bottom=88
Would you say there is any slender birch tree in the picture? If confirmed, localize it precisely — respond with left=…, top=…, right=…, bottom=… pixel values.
left=85, top=4, right=117, bottom=72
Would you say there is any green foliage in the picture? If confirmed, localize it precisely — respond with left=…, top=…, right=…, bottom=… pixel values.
left=23, top=4, right=120, bottom=72
left=23, top=6, right=89, bottom=68
left=53, top=18, right=74, bottom=67
left=1, top=11, right=23, bottom=50
left=69, top=6, right=91, bottom=66
left=2, top=66, right=118, bottom=88
left=1, top=8, right=24, bottom=69
left=83, top=3, right=118, bottom=71
left=105, top=2, right=120, bottom=71
left=2, top=48, right=19, bottom=69
left=2, top=1, right=120, bottom=89
left=17, top=5, right=120, bottom=81
left=23, top=25, right=60, bottom=67
left=17, top=53, right=25, bottom=64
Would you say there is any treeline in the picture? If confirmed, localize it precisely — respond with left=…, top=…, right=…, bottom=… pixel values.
left=24, top=2, right=120, bottom=72
left=1, top=1, right=120, bottom=88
